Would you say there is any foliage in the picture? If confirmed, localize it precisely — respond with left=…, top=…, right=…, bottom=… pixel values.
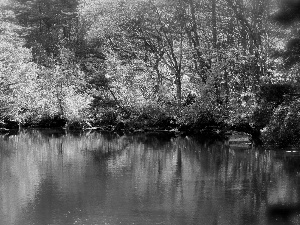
left=258, top=83, right=296, bottom=105
left=254, top=0, right=300, bottom=145
left=1, top=0, right=300, bottom=148
left=179, top=93, right=225, bottom=129
left=262, top=100, right=300, bottom=146
left=78, top=0, right=275, bottom=119
left=34, top=48, right=91, bottom=121
left=272, top=0, right=300, bottom=70
left=11, top=0, right=79, bottom=60
left=0, top=5, right=39, bottom=122
left=0, top=4, right=91, bottom=125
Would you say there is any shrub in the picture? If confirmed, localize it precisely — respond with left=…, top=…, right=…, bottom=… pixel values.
left=179, top=95, right=226, bottom=135
left=262, top=100, right=300, bottom=146
left=125, top=104, right=173, bottom=130
left=94, top=108, right=118, bottom=126
left=258, top=83, right=296, bottom=106
left=35, top=114, right=67, bottom=128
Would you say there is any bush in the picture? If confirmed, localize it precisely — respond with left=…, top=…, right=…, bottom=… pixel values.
left=93, top=109, right=118, bottom=126
left=35, top=114, right=67, bottom=128
left=258, top=83, right=296, bottom=106
left=125, top=104, right=175, bottom=130
left=252, top=104, right=274, bottom=130
left=262, top=100, right=300, bottom=146
left=179, top=96, right=226, bottom=134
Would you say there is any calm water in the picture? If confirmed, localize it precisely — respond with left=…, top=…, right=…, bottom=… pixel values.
left=1, top=130, right=300, bottom=225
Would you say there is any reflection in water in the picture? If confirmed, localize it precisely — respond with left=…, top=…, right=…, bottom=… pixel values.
left=0, top=130, right=300, bottom=225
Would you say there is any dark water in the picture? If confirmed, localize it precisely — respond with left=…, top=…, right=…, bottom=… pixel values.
left=1, top=130, right=300, bottom=225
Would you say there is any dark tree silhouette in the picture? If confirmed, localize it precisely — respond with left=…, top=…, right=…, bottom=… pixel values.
left=274, top=0, right=300, bottom=68
left=274, top=0, right=300, bottom=24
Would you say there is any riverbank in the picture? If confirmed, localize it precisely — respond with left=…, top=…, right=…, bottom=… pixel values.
left=0, top=115, right=260, bottom=147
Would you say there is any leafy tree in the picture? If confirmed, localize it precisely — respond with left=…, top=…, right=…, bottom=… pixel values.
left=0, top=3, right=40, bottom=123
left=1, top=0, right=293, bottom=134
left=260, top=0, right=300, bottom=146
left=80, top=1, right=185, bottom=109
left=33, top=48, right=91, bottom=122
left=1, top=1, right=92, bottom=126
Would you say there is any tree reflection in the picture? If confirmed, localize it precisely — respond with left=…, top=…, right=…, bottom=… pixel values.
left=1, top=131, right=300, bottom=225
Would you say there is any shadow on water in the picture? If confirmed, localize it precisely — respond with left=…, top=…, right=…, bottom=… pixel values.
left=263, top=149, right=300, bottom=225
left=266, top=202, right=300, bottom=225
left=29, top=128, right=67, bottom=138
left=1, top=130, right=300, bottom=225
left=133, top=131, right=176, bottom=148
left=274, top=150, right=300, bottom=175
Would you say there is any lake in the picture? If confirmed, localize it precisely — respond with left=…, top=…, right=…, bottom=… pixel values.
left=0, top=129, right=300, bottom=225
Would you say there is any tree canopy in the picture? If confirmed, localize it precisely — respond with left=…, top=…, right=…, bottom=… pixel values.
left=0, top=0, right=299, bottom=144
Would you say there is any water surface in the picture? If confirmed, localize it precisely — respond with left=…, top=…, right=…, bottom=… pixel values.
left=0, top=130, right=300, bottom=225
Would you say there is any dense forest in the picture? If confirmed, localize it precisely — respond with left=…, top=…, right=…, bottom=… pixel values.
left=0, top=0, right=300, bottom=146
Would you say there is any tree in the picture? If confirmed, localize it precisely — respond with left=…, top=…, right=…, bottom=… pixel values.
left=273, top=0, right=300, bottom=70
left=0, top=3, right=39, bottom=122
left=223, top=0, right=273, bottom=89
left=10, top=0, right=79, bottom=64
left=79, top=0, right=210, bottom=112
left=0, top=1, right=93, bottom=125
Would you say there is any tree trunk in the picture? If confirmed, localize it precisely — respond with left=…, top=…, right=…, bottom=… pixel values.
left=188, top=0, right=207, bottom=83
left=240, top=24, right=247, bottom=52
left=224, top=68, right=229, bottom=107
left=175, top=71, right=182, bottom=112
left=153, top=53, right=164, bottom=101
left=212, top=0, right=217, bottom=48
left=56, top=82, right=64, bottom=117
